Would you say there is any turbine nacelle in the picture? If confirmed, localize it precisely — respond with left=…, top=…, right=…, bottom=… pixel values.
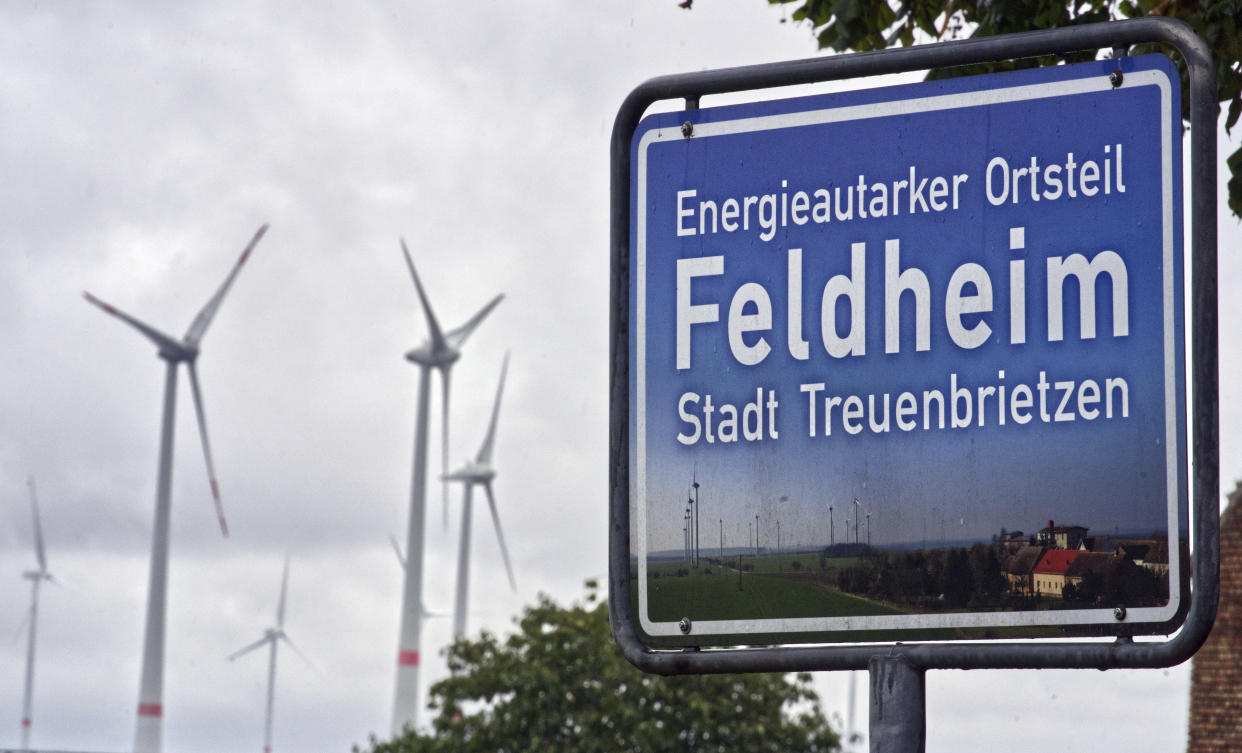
left=403, top=344, right=461, bottom=369
left=157, top=343, right=199, bottom=364
left=442, top=462, right=496, bottom=485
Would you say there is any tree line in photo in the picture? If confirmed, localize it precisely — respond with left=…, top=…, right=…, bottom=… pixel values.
left=830, top=542, right=1167, bottom=611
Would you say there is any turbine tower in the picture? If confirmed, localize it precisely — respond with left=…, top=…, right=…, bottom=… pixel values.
left=229, top=556, right=307, bottom=753
left=444, top=354, right=517, bottom=638
left=853, top=497, right=861, bottom=545
left=84, top=224, right=267, bottom=753
left=686, top=488, right=696, bottom=567
left=392, top=242, right=502, bottom=734
left=19, top=477, right=54, bottom=751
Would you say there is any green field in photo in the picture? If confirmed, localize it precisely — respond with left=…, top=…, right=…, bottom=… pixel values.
left=645, top=569, right=900, bottom=622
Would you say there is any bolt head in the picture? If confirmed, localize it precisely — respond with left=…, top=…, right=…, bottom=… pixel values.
left=1113, top=605, right=1127, bottom=621
left=1109, top=69, right=1124, bottom=88
left=681, top=121, right=694, bottom=138
left=678, top=617, right=692, bottom=634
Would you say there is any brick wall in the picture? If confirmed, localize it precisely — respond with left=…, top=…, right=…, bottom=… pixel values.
left=1187, top=480, right=1242, bottom=752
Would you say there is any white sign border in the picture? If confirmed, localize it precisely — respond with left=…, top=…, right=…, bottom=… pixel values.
left=632, top=67, right=1182, bottom=638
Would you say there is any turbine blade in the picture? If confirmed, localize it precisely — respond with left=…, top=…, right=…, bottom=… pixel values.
left=441, top=367, right=452, bottom=530
left=228, top=635, right=270, bottom=661
left=279, top=634, right=320, bottom=675
left=186, top=362, right=228, bottom=536
left=399, top=239, right=447, bottom=352
left=183, top=224, right=268, bottom=346
left=444, top=293, right=504, bottom=349
left=441, top=467, right=472, bottom=482
left=388, top=534, right=407, bottom=569
left=10, top=610, right=30, bottom=645
left=276, top=555, right=290, bottom=629
left=28, top=477, right=46, bottom=572
left=83, top=292, right=182, bottom=355
left=476, top=353, right=509, bottom=465
left=482, top=483, right=516, bottom=591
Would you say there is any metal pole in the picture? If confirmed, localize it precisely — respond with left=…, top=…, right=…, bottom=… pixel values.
left=869, top=655, right=925, bottom=753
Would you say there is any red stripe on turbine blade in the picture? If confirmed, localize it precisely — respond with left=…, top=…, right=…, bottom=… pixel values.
left=239, top=249, right=251, bottom=264
left=398, top=650, right=420, bottom=666
left=138, top=702, right=163, bottom=717
left=210, top=479, right=220, bottom=501
left=21, top=718, right=31, bottom=727
left=219, top=516, right=230, bottom=537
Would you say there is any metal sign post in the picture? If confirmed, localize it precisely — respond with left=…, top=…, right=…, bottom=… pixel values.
left=609, top=17, right=1218, bottom=753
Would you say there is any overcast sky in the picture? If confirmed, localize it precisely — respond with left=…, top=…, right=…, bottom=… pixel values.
left=0, top=3, right=1239, bottom=753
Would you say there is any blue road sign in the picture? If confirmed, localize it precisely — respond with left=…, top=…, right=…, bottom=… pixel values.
left=629, top=54, right=1186, bottom=643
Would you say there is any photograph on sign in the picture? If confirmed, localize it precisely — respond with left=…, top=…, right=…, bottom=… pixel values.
left=628, top=54, right=1188, bottom=646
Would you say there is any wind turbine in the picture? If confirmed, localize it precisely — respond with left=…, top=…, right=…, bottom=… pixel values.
left=18, top=477, right=54, bottom=751
left=229, top=556, right=307, bottom=753
left=444, top=354, right=516, bottom=638
left=392, top=242, right=502, bottom=734
left=691, top=471, right=701, bottom=568
left=84, top=224, right=267, bottom=753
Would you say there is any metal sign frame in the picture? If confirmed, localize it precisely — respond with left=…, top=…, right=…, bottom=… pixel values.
left=609, top=17, right=1218, bottom=674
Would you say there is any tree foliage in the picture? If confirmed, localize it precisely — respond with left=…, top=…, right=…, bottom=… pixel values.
left=755, top=0, right=1242, bottom=216
left=358, top=581, right=842, bottom=753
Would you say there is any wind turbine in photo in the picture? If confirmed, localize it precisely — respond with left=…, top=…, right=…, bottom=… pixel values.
left=83, top=223, right=268, bottom=753
left=228, top=556, right=307, bottom=753
left=444, top=352, right=516, bottom=638
left=391, top=241, right=503, bottom=735
left=17, top=477, right=55, bottom=751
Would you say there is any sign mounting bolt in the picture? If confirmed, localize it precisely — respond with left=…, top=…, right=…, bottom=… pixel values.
left=679, top=616, right=693, bottom=634
left=681, top=121, right=694, bottom=138
left=1109, top=69, right=1124, bottom=88
left=1113, top=605, right=1127, bottom=621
